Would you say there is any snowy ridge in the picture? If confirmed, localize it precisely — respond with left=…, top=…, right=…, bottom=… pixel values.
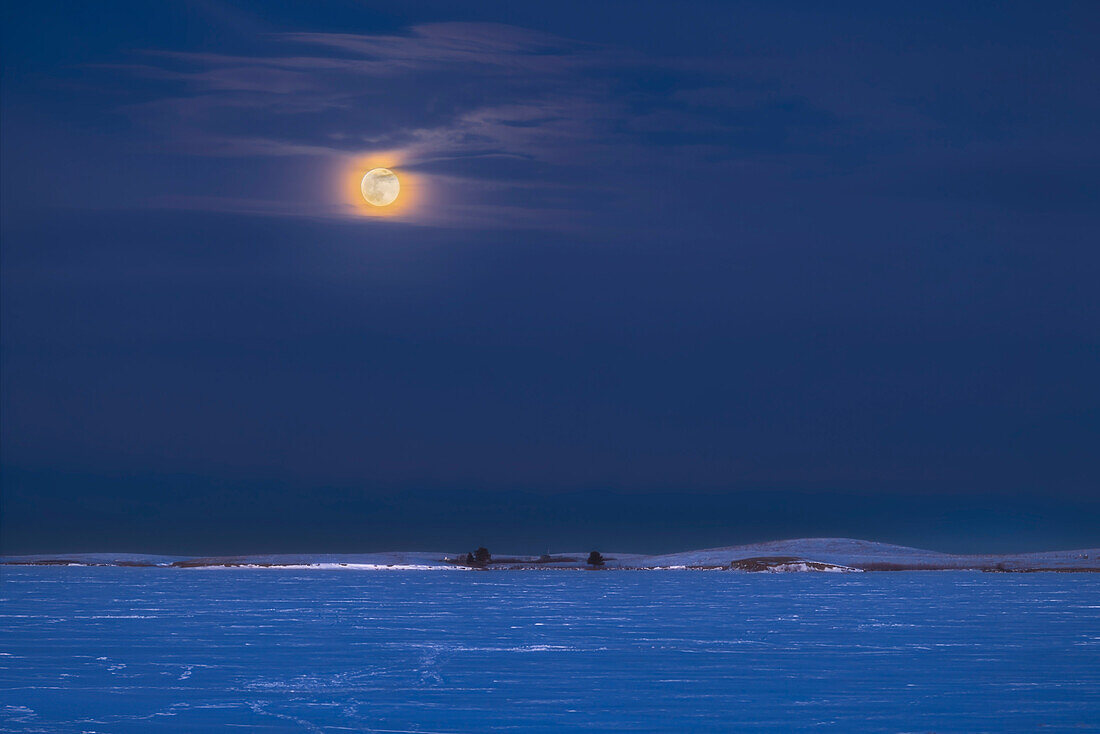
left=2, top=539, right=1097, bottom=572
left=642, top=538, right=1098, bottom=571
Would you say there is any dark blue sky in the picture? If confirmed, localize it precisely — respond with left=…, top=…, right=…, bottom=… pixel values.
left=2, top=1, right=1098, bottom=554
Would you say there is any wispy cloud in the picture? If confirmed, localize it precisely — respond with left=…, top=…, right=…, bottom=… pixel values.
left=107, top=22, right=894, bottom=227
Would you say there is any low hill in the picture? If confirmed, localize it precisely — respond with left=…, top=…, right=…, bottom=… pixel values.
left=3, top=539, right=1097, bottom=572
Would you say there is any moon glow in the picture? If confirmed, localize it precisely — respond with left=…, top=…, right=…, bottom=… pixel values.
left=361, top=168, right=400, bottom=206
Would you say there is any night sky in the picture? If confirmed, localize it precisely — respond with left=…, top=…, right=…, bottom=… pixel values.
left=2, top=1, right=1098, bottom=554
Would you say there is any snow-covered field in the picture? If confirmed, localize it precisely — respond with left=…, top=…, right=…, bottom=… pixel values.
left=1, top=567, right=1097, bottom=732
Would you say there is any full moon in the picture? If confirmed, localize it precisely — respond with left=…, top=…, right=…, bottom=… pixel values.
left=361, top=168, right=400, bottom=206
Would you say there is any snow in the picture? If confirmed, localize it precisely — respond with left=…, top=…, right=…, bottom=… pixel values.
left=184, top=563, right=470, bottom=571
left=764, top=562, right=861, bottom=573
left=1, top=566, right=1098, bottom=731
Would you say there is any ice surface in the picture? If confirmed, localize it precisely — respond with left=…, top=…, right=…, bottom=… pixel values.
left=1, top=568, right=1098, bottom=732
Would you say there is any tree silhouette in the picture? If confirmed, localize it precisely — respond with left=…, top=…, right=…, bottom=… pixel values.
left=587, top=551, right=605, bottom=567
left=474, top=547, right=491, bottom=565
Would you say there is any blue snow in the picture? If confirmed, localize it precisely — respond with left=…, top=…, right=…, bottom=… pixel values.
left=1, top=567, right=1098, bottom=732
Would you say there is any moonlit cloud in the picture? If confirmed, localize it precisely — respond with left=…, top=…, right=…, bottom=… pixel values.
left=86, top=16, right=1096, bottom=230
left=109, top=22, right=863, bottom=227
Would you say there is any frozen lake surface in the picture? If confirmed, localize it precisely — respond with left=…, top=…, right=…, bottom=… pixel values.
left=1, top=568, right=1098, bottom=732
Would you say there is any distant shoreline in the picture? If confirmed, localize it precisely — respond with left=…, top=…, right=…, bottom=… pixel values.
left=4, top=538, right=1098, bottom=573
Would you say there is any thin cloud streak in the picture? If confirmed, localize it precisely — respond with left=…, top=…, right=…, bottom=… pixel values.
left=105, top=20, right=1074, bottom=228
left=110, top=22, right=854, bottom=227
